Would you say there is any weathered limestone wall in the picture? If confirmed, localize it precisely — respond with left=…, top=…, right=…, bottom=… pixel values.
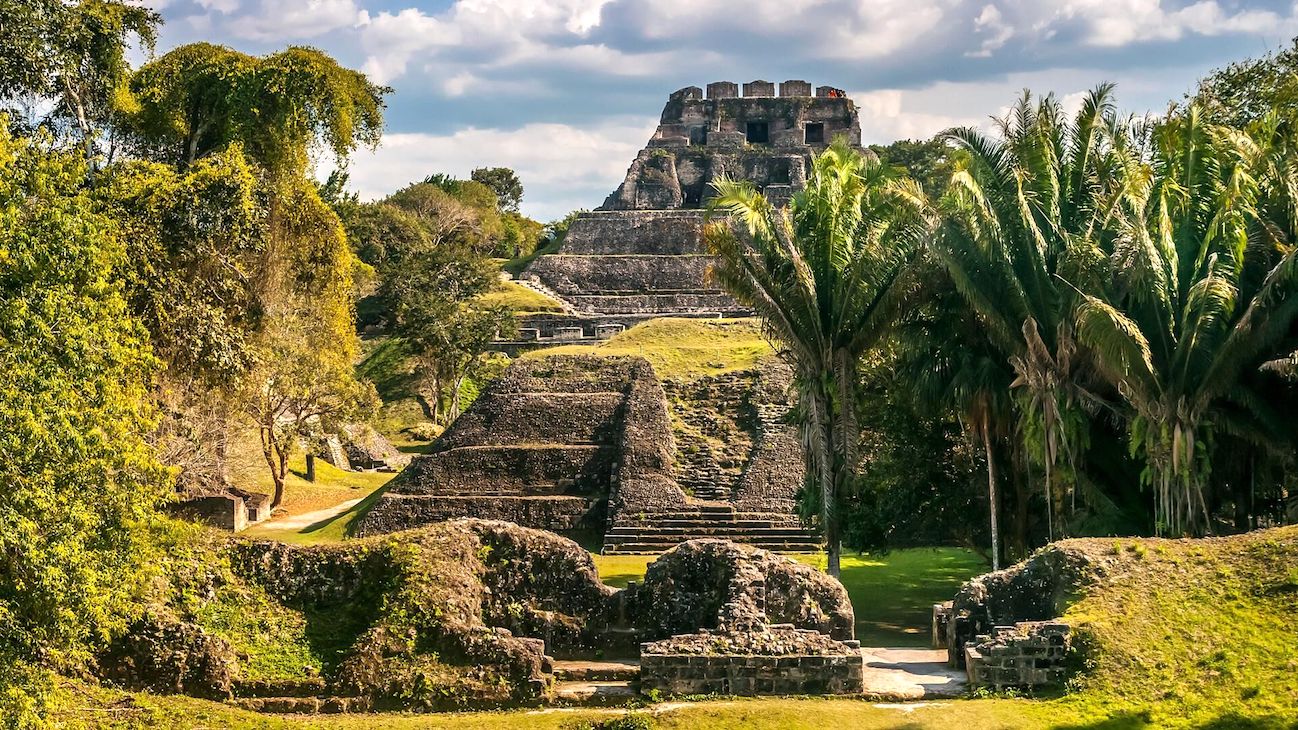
left=394, top=445, right=611, bottom=496
left=560, top=210, right=705, bottom=255
left=962, top=621, right=1072, bottom=688
left=527, top=255, right=715, bottom=294
left=354, top=493, right=605, bottom=536
left=435, top=393, right=624, bottom=448
left=639, top=647, right=864, bottom=696
left=356, top=356, right=683, bottom=537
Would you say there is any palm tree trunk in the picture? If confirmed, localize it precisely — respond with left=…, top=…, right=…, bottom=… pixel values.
left=981, top=412, right=1001, bottom=571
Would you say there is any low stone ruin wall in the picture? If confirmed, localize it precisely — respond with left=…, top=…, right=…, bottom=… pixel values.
left=564, top=292, right=741, bottom=315
left=393, top=444, right=612, bottom=496
left=936, top=542, right=1103, bottom=690
left=962, top=621, right=1072, bottom=689
left=527, top=254, right=717, bottom=295
left=640, top=631, right=864, bottom=696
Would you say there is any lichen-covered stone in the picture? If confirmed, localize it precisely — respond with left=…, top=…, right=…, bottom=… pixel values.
left=97, top=612, right=237, bottom=699
left=628, top=539, right=853, bottom=641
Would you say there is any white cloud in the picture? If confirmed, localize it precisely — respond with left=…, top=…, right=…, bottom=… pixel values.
left=336, top=118, right=656, bottom=221
left=852, top=89, right=987, bottom=142
left=968, top=4, right=1013, bottom=57
left=996, top=0, right=1298, bottom=48
left=222, top=0, right=364, bottom=40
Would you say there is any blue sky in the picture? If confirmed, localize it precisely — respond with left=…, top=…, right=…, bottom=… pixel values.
left=144, top=0, right=1298, bottom=220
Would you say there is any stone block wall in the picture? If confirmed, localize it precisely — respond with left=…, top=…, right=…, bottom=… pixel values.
left=435, top=393, right=624, bottom=449
left=392, top=444, right=612, bottom=496
left=527, top=254, right=715, bottom=294
left=560, top=210, right=705, bottom=255
left=779, top=80, right=812, bottom=97
left=353, top=494, right=605, bottom=537
left=963, top=622, right=1073, bottom=689
left=743, top=80, right=775, bottom=97
left=639, top=651, right=863, bottom=696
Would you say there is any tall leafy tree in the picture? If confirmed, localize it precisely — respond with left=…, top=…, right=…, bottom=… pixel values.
left=1074, top=106, right=1298, bottom=535
left=471, top=166, right=524, bottom=212
left=935, top=86, right=1129, bottom=539
left=0, top=125, right=168, bottom=719
left=0, top=0, right=158, bottom=149
left=706, top=143, right=931, bottom=576
left=124, top=43, right=387, bottom=173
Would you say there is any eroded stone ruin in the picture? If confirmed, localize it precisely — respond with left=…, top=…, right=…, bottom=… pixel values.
left=358, top=353, right=820, bottom=552
left=100, top=521, right=855, bottom=712
left=505, top=80, right=863, bottom=346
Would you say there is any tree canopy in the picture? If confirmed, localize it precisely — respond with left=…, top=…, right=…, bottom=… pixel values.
left=124, top=43, right=388, bottom=173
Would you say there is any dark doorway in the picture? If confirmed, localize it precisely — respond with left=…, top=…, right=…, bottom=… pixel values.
left=746, top=121, right=769, bottom=144
left=804, top=122, right=825, bottom=145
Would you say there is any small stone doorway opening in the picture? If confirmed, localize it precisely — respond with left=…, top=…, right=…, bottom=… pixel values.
left=746, top=121, right=769, bottom=144
left=804, top=122, right=825, bottom=145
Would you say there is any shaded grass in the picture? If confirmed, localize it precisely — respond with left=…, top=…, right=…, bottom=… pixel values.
left=525, top=317, right=773, bottom=381
left=591, top=548, right=985, bottom=646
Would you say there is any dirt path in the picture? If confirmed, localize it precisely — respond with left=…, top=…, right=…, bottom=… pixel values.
left=254, top=498, right=362, bottom=531
left=860, top=648, right=967, bottom=699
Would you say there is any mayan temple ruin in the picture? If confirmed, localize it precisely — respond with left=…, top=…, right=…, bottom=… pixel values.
left=357, top=81, right=864, bottom=552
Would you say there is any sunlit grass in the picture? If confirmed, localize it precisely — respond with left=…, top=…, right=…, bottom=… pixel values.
left=524, top=317, right=774, bottom=380
left=592, top=547, right=985, bottom=646
left=479, top=279, right=565, bottom=313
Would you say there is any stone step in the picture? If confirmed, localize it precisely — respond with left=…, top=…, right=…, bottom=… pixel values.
left=604, top=527, right=817, bottom=540
left=551, top=680, right=640, bottom=705
left=552, top=659, right=640, bottom=682
left=232, top=677, right=327, bottom=699
left=614, top=517, right=808, bottom=528
left=603, top=541, right=822, bottom=554
left=230, top=696, right=372, bottom=714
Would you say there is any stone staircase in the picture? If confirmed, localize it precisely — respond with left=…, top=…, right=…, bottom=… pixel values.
left=228, top=677, right=371, bottom=715
left=602, top=505, right=820, bottom=554
left=515, top=275, right=575, bottom=314
left=676, top=447, right=732, bottom=501
left=321, top=435, right=350, bottom=471
left=551, top=659, right=640, bottom=704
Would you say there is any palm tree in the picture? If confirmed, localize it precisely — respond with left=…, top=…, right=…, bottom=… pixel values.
left=934, top=85, right=1129, bottom=539
left=894, top=275, right=1016, bottom=569
left=705, top=143, right=931, bottom=577
left=1074, top=105, right=1298, bottom=535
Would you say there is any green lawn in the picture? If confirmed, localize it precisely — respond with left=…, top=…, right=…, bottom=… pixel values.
left=592, top=547, right=986, bottom=647
left=526, top=317, right=774, bottom=380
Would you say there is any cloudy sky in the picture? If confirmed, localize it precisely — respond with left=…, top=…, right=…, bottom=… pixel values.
left=145, top=0, right=1298, bottom=220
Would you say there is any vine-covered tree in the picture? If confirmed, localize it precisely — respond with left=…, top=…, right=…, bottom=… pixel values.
left=124, top=43, right=387, bottom=173
left=0, top=125, right=168, bottom=720
left=0, top=0, right=159, bottom=150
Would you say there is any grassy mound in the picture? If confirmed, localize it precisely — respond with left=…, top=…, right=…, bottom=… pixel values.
left=1051, top=527, right=1298, bottom=726
left=478, top=280, right=565, bottom=313
left=525, top=317, right=773, bottom=381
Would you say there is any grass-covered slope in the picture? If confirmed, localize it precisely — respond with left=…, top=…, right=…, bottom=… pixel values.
left=526, top=317, right=774, bottom=381
left=478, top=280, right=565, bottom=313
left=1053, top=527, right=1298, bottom=727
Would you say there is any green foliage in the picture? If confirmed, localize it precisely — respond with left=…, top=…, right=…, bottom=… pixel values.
left=1192, top=37, right=1298, bottom=128
left=470, top=166, right=524, bottom=212
left=0, top=0, right=159, bottom=145
left=706, top=141, right=931, bottom=575
left=0, top=125, right=168, bottom=720
left=124, top=43, right=387, bottom=173
left=98, top=145, right=262, bottom=383
left=869, top=136, right=956, bottom=198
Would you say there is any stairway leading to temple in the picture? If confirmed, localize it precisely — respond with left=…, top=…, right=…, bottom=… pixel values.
left=602, top=505, right=820, bottom=554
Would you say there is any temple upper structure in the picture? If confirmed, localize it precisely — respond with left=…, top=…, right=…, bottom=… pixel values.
left=602, top=80, right=863, bottom=210
left=507, top=81, right=864, bottom=347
